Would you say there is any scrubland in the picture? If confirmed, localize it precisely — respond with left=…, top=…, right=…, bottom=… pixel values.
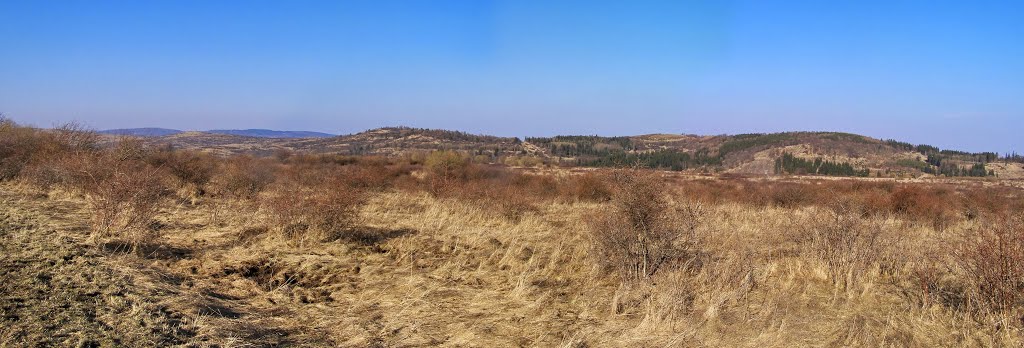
left=2, top=118, right=1024, bottom=347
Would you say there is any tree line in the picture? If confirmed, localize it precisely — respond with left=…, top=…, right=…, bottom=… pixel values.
left=774, top=153, right=870, bottom=177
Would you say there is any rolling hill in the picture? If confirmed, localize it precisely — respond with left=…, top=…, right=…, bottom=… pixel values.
left=207, top=129, right=335, bottom=138
left=122, top=126, right=1020, bottom=178
left=99, top=128, right=183, bottom=137
left=100, top=128, right=334, bottom=139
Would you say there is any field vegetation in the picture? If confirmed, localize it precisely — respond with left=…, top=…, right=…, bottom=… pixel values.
left=2, top=117, right=1024, bottom=346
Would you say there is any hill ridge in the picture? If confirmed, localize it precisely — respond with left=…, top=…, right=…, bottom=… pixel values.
left=108, top=126, right=1021, bottom=178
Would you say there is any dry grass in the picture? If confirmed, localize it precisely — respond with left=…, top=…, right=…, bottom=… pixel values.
left=2, top=140, right=1024, bottom=346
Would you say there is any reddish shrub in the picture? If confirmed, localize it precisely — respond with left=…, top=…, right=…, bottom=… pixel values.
left=1, top=119, right=99, bottom=184
left=562, top=173, right=612, bottom=202
left=58, top=141, right=169, bottom=251
left=263, top=174, right=367, bottom=245
left=889, top=186, right=958, bottom=231
left=0, top=118, right=42, bottom=180
left=955, top=214, right=1024, bottom=313
left=342, top=160, right=415, bottom=191
left=214, top=155, right=277, bottom=198
left=767, top=182, right=820, bottom=208
left=147, top=147, right=217, bottom=191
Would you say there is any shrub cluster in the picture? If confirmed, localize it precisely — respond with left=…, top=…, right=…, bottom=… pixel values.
left=674, top=177, right=1022, bottom=231
left=0, top=121, right=169, bottom=251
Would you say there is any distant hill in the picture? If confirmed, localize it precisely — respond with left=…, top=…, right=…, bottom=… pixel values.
left=124, top=126, right=1020, bottom=179
left=99, top=128, right=334, bottom=138
left=527, top=131, right=1003, bottom=177
left=99, top=128, right=183, bottom=137
left=138, top=126, right=523, bottom=157
left=207, top=129, right=335, bottom=138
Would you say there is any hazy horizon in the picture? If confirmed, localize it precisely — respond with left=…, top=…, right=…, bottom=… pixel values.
left=2, top=1, right=1021, bottom=153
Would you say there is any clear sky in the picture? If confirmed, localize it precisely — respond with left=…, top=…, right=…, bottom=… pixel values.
left=1, top=1, right=1021, bottom=153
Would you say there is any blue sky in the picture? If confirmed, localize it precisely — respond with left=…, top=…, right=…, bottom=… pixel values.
left=1, top=0, right=1021, bottom=152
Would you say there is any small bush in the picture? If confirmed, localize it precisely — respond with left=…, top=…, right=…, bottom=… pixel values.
left=475, top=181, right=540, bottom=222
left=342, top=159, right=415, bottom=191
left=64, top=142, right=168, bottom=251
left=424, top=150, right=469, bottom=195
left=214, top=155, right=276, bottom=198
left=0, top=118, right=41, bottom=180
left=0, top=119, right=99, bottom=183
left=767, top=182, right=819, bottom=208
left=147, top=147, right=217, bottom=192
left=263, top=175, right=367, bottom=245
left=588, top=169, right=701, bottom=282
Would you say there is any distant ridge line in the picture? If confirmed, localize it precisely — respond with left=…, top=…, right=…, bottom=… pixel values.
left=99, top=128, right=335, bottom=138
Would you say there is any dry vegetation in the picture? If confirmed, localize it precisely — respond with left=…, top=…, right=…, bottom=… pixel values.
left=2, top=118, right=1024, bottom=347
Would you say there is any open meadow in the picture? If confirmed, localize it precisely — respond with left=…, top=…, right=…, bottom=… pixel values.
left=2, top=120, right=1024, bottom=347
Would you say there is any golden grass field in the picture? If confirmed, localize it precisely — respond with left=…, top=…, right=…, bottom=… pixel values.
left=2, top=171, right=1022, bottom=347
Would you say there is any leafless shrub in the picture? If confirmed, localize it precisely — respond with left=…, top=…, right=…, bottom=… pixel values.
left=954, top=214, right=1024, bottom=314
left=588, top=169, right=703, bottom=282
left=214, top=155, right=276, bottom=198
left=0, top=119, right=100, bottom=183
left=0, top=118, right=44, bottom=180
left=341, top=158, right=415, bottom=191
left=424, top=150, right=469, bottom=196
left=908, top=250, right=951, bottom=309
left=147, top=147, right=217, bottom=192
left=60, top=141, right=168, bottom=252
left=890, top=186, right=958, bottom=231
left=767, top=182, right=820, bottom=208
left=481, top=182, right=541, bottom=222
left=263, top=175, right=367, bottom=245
left=801, top=205, right=889, bottom=289
left=562, top=172, right=612, bottom=202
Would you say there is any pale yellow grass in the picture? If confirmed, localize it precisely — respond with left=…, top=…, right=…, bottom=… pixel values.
left=2, top=182, right=1021, bottom=347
